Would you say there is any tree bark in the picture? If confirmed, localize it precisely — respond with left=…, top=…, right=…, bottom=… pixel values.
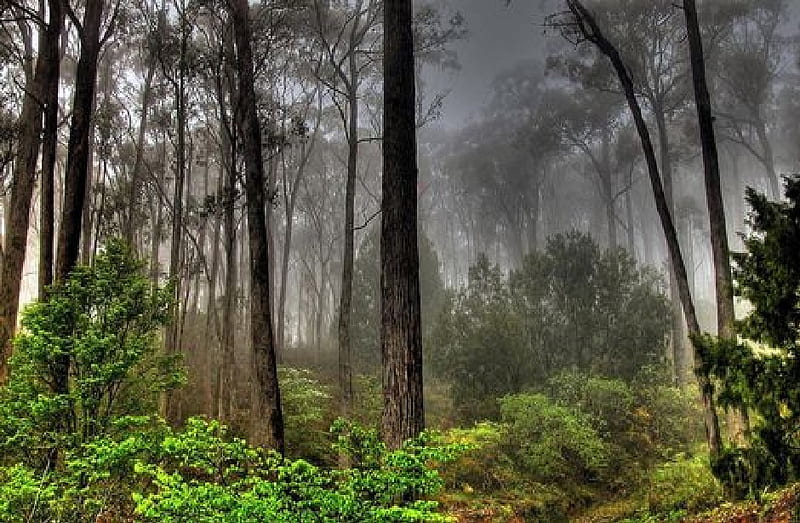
left=381, top=0, right=424, bottom=449
left=652, top=101, right=687, bottom=383
left=338, top=72, right=358, bottom=418
left=56, top=0, right=104, bottom=281
left=0, top=0, right=63, bottom=380
left=683, top=0, right=735, bottom=341
left=229, top=0, right=284, bottom=452
left=39, top=0, right=64, bottom=299
left=52, top=0, right=105, bottom=400
left=565, top=0, right=722, bottom=458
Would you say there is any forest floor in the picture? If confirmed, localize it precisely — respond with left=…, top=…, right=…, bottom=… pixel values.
left=441, top=483, right=800, bottom=522
left=685, top=484, right=800, bottom=523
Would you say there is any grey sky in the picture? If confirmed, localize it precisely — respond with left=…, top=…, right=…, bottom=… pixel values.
left=433, top=0, right=558, bottom=128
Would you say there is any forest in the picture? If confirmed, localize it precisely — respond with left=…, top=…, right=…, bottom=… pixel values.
left=1, top=0, right=800, bottom=521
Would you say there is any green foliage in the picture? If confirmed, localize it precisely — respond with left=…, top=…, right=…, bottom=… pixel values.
left=547, top=371, right=703, bottom=463
left=279, top=366, right=333, bottom=461
left=0, top=239, right=182, bottom=468
left=696, top=177, right=800, bottom=496
left=500, top=393, right=609, bottom=485
left=430, top=232, right=671, bottom=420
left=132, top=418, right=462, bottom=522
left=429, top=255, right=526, bottom=420
left=0, top=416, right=464, bottom=522
left=0, top=464, right=57, bottom=521
left=642, top=453, right=725, bottom=516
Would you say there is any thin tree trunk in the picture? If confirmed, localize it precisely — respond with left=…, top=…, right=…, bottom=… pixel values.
left=125, top=55, right=156, bottom=246
left=221, top=144, right=237, bottom=421
left=683, top=0, right=735, bottom=341
left=754, top=118, right=780, bottom=201
left=80, top=123, right=95, bottom=265
left=625, top=169, right=635, bottom=256
left=229, top=0, right=284, bottom=452
left=653, top=105, right=687, bottom=383
left=381, top=0, right=424, bottom=449
left=684, top=0, right=745, bottom=442
left=338, top=79, right=358, bottom=418
left=566, top=0, right=722, bottom=458
left=39, top=0, right=64, bottom=299
left=0, top=0, right=62, bottom=380
left=165, top=11, right=188, bottom=380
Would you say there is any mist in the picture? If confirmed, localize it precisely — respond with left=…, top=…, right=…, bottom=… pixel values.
left=1, top=0, right=800, bottom=520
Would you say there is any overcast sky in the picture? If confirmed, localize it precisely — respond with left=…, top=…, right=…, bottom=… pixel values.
left=431, top=0, right=558, bottom=128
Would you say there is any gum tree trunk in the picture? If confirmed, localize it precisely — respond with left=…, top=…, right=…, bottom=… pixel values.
left=229, top=0, right=284, bottom=452
left=381, top=0, right=424, bottom=449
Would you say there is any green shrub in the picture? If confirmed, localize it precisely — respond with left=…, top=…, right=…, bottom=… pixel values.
left=500, top=393, right=609, bottom=485
left=0, top=416, right=465, bottom=522
left=0, top=239, right=181, bottom=469
left=643, top=453, right=725, bottom=515
left=279, top=366, right=333, bottom=461
left=547, top=371, right=703, bottom=465
left=130, top=418, right=462, bottom=522
left=696, top=177, right=800, bottom=496
left=429, top=233, right=672, bottom=423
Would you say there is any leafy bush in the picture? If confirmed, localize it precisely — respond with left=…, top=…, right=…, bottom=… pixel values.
left=697, top=177, right=800, bottom=496
left=643, top=453, right=725, bottom=516
left=279, top=366, right=333, bottom=461
left=0, top=416, right=465, bottom=522
left=547, top=371, right=703, bottom=465
left=499, top=393, right=609, bottom=485
left=0, top=239, right=181, bottom=469
left=0, top=241, right=465, bottom=521
left=430, top=232, right=671, bottom=421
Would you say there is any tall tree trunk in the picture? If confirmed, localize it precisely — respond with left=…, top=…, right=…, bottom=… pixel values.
left=165, top=11, right=188, bottom=379
left=601, top=132, right=616, bottom=250
left=338, top=78, right=358, bottom=418
left=381, top=0, right=424, bottom=449
left=220, top=143, right=237, bottom=422
left=684, top=0, right=746, bottom=441
left=683, top=0, right=735, bottom=342
left=0, top=0, right=63, bottom=380
left=125, top=55, right=156, bottom=246
left=80, top=121, right=95, bottom=265
left=53, top=0, right=105, bottom=398
left=150, top=137, right=166, bottom=288
left=653, top=105, right=687, bottom=383
left=229, top=0, right=284, bottom=452
left=56, top=0, right=104, bottom=281
left=278, top=130, right=313, bottom=358
left=39, top=0, right=64, bottom=299
left=566, top=0, right=722, bottom=458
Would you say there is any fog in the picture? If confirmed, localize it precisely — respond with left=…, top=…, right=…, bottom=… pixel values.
left=2, top=1, right=800, bottom=518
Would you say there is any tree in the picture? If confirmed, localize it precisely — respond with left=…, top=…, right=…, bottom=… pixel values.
left=715, top=0, right=786, bottom=200
left=381, top=0, right=424, bottom=449
left=0, top=0, right=64, bottom=381
left=351, top=224, right=443, bottom=373
left=683, top=0, right=736, bottom=344
left=0, top=240, right=177, bottom=452
left=431, top=233, right=670, bottom=421
left=228, top=0, right=284, bottom=452
left=311, top=0, right=381, bottom=417
left=38, top=0, right=65, bottom=299
left=700, top=176, right=800, bottom=495
left=551, top=0, right=722, bottom=458
left=56, top=0, right=109, bottom=281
